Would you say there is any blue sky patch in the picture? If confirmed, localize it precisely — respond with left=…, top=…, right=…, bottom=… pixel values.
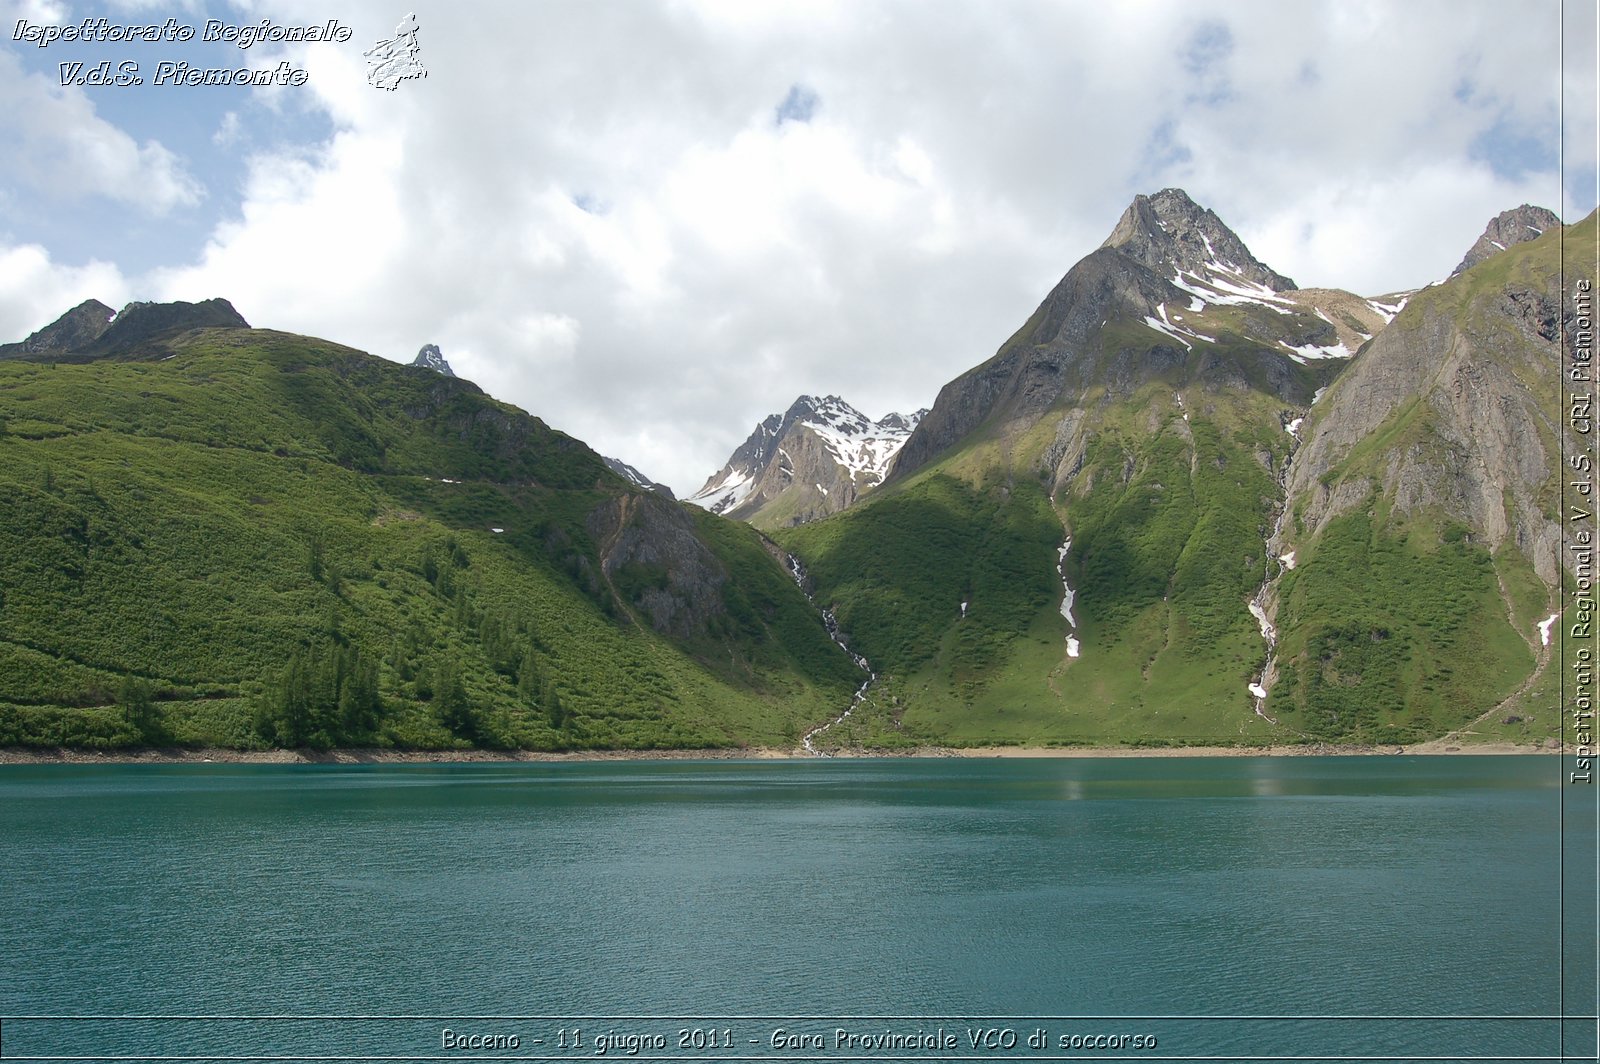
left=775, top=84, right=819, bottom=126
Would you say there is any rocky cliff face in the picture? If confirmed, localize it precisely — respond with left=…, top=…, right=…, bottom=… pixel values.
left=1282, top=204, right=1578, bottom=586
left=1242, top=207, right=1585, bottom=743
left=1280, top=270, right=1567, bottom=584
left=586, top=492, right=729, bottom=639
left=1451, top=205, right=1564, bottom=277
left=688, top=395, right=924, bottom=528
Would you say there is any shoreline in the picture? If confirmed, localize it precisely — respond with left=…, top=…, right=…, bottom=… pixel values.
left=0, top=739, right=1561, bottom=765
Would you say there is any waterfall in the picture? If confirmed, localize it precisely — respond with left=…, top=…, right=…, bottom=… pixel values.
left=786, top=554, right=878, bottom=756
left=1245, top=414, right=1305, bottom=725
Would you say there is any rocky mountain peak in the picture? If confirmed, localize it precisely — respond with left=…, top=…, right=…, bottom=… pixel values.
left=14, top=298, right=115, bottom=354
left=1450, top=204, right=1562, bottom=277
left=1, top=297, right=247, bottom=362
left=410, top=343, right=455, bottom=377
left=105, top=298, right=248, bottom=344
left=789, top=394, right=874, bottom=435
left=1101, top=187, right=1296, bottom=292
left=688, top=395, right=926, bottom=525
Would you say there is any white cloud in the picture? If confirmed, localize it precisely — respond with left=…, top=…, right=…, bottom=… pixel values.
left=0, top=51, right=203, bottom=214
left=9, top=0, right=67, bottom=21
left=213, top=111, right=242, bottom=148
left=7, top=0, right=1581, bottom=494
left=0, top=244, right=131, bottom=341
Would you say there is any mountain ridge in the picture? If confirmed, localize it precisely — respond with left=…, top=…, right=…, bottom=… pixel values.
left=887, top=188, right=1350, bottom=488
left=0, top=191, right=1580, bottom=754
left=778, top=190, right=1580, bottom=751
left=0, top=297, right=249, bottom=363
left=0, top=317, right=861, bottom=752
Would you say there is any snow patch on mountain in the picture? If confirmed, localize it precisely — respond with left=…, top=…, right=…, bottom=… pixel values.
left=689, top=466, right=756, bottom=513
left=1143, top=301, right=1220, bottom=350
left=1366, top=295, right=1410, bottom=324
left=1170, top=266, right=1296, bottom=316
left=1058, top=539, right=1081, bottom=659
left=798, top=396, right=925, bottom=486
left=1277, top=339, right=1354, bottom=363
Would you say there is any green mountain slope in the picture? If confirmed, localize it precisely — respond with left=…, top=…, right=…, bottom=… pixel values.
left=0, top=326, right=861, bottom=750
left=1264, top=210, right=1594, bottom=745
left=779, top=194, right=1582, bottom=749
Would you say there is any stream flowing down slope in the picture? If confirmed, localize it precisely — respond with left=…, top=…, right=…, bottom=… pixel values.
left=786, top=554, right=877, bottom=755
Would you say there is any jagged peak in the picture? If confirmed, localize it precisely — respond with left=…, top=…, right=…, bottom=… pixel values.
left=687, top=395, right=927, bottom=517
left=1101, top=187, right=1296, bottom=292
left=786, top=394, right=872, bottom=436
left=409, top=343, right=455, bottom=377
left=876, top=407, right=929, bottom=432
left=8, top=299, right=116, bottom=354
left=1450, top=204, right=1563, bottom=277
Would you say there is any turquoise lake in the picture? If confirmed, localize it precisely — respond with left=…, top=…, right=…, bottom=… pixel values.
left=0, top=755, right=1593, bottom=1062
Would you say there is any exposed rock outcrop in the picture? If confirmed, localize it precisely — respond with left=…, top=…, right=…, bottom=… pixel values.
left=1451, top=205, right=1563, bottom=277
left=1281, top=230, right=1572, bottom=585
left=6, top=299, right=115, bottom=354
left=586, top=492, right=728, bottom=638
left=0, top=297, right=248, bottom=362
left=409, top=343, right=455, bottom=377
left=1101, top=187, right=1296, bottom=292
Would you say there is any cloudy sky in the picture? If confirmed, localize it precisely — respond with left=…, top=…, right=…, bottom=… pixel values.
left=2, top=0, right=1595, bottom=495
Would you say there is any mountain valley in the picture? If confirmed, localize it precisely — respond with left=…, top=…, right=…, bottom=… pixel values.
left=0, top=193, right=1588, bottom=753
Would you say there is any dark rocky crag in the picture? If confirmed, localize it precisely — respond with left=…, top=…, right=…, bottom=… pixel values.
left=585, top=492, right=728, bottom=639
left=409, top=343, right=456, bottom=377
left=1451, top=205, right=1564, bottom=277
left=0, top=298, right=249, bottom=362
left=5, top=298, right=115, bottom=354
left=1100, top=187, right=1297, bottom=291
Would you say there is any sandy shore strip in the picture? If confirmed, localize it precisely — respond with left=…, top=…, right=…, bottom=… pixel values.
left=0, top=740, right=1561, bottom=765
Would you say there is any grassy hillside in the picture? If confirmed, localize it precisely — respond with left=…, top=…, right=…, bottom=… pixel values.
left=1270, top=504, right=1533, bottom=743
left=0, top=329, right=860, bottom=751
left=1264, top=214, right=1592, bottom=745
left=781, top=359, right=1305, bottom=748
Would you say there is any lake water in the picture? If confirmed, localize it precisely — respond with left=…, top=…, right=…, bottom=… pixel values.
left=0, top=756, right=1593, bottom=1062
